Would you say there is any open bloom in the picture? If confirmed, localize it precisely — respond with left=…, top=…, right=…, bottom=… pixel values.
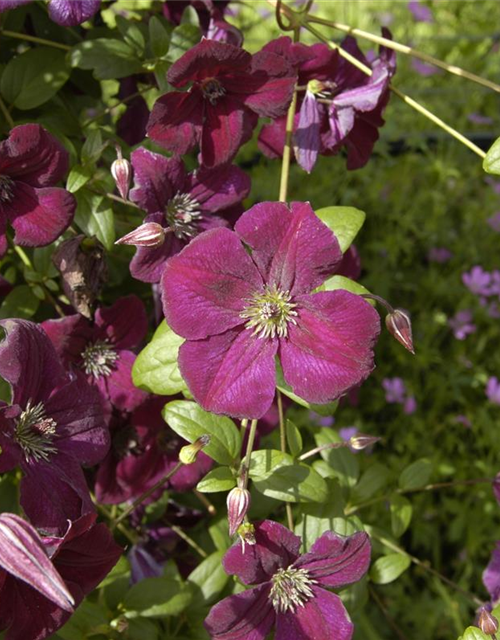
left=162, top=201, right=380, bottom=419
left=0, top=124, right=75, bottom=257
left=0, top=319, right=109, bottom=533
left=147, top=38, right=296, bottom=167
left=124, top=148, right=250, bottom=283
left=42, top=296, right=148, bottom=414
left=205, top=520, right=371, bottom=640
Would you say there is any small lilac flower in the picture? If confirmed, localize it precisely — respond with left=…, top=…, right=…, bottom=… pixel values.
left=339, top=426, right=358, bottom=442
left=42, top=296, right=148, bottom=414
left=468, top=113, right=494, bottom=125
left=124, top=149, right=250, bottom=283
left=427, top=247, right=452, bottom=263
left=205, top=520, right=371, bottom=640
left=462, top=266, right=491, bottom=296
left=408, top=0, right=434, bottom=22
left=448, top=309, right=476, bottom=340
left=411, top=59, right=441, bottom=76
left=128, top=545, right=164, bottom=583
left=0, top=320, right=109, bottom=533
left=382, top=377, right=406, bottom=404
left=0, top=124, right=75, bottom=258
left=486, top=377, right=500, bottom=405
left=484, top=542, right=500, bottom=606
left=403, top=395, right=417, bottom=415
left=162, top=201, right=380, bottom=419
left=487, top=212, right=500, bottom=232
left=147, top=39, right=296, bottom=168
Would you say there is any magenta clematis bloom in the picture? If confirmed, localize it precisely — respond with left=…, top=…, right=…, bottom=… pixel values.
left=94, top=396, right=212, bottom=504
left=42, top=296, right=148, bottom=414
left=0, top=319, right=109, bottom=534
left=258, top=35, right=396, bottom=172
left=0, top=124, right=75, bottom=258
left=0, top=513, right=122, bottom=640
left=162, top=201, right=380, bottom=419
left=0, top=0, right=100, bottom=25
left=205, top=520, right=370, bottom=640
left=126, top=148, right=250, bottom=283
left=147, top=39, right=296, bottom=168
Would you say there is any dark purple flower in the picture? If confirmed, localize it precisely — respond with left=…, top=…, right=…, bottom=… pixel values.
left=147, top=39, right=296, bottom=168
left=162, top=201, right=380, bottom=419
left=0, top=274, right=13, bottom=299
left=0, top=320, right=109, bottom=533
left=448, top=309, right=476, bottom=340
left=462, top=266, right=491, bottom=296
left=205, top=520, right=370, bottom=640
left=336, top=245, right=362, bottom=280
left=117, top=76, right=150, bottom=147
left=0, top=513, right=122, bottom=640
left=42, top=296, right=148, bottom=414
left=486, top=377, right=500, bottom=405
left=258, top=34, right=396, bottom=172
left=408, top=0, right=434, bottom=23
left=48, top=0, right=100, bottom=25
left=124, top=148, right=250, bottom=283
left=0, top=124, right=75, bottom=258
left=484, top=542, right=500, bottom=605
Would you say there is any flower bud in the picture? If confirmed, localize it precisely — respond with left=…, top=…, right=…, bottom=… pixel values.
left=349, top=433, right=380, bottom=451
left=178, top=435, right=210, bottom=465
left=385, top=309, right=415, bottom=354
left=227, top=487, right=251, bottom=537
left=478, top=607, right=499, bottom=636
left=111, top=148, right=131, bottom=200
left=115, top=222, right=166, bottom=248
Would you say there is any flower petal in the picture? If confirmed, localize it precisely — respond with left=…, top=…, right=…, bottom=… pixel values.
left=188, top=164, right=251, bottom=212
left=294, top=531, right=371, bottom=588
left=280, top=291, right=380, bottom=404
left=130, top=225, right=184, bottom=284
left=294, top=91, right=321, bottom=173
left=48, top=0, right=101, bottom=26
left=223, top=520, right=301, bottom=585
left=257, top=116, right=287, bottom=159
left=179, top=327, right=278, bottom=419
left=147, top=90, right=203, bottom=156
left=94, top=295, right=148, bottom=350
left=235, top=201, right=342, bottom=295
left=129, top=148, right=186, bottom=214
left=275, top=587, right=353, bottom=640
left=161, top=227, right=262, bottom=340
left=484, top=542, right=500, bottom=603
left=42, top=314, right=94, bottom=368
left=97, top=350, right=148, bottom=412
left=0, top=216, right=8, bottom=258
left=204, top=583, right=275, bottom=640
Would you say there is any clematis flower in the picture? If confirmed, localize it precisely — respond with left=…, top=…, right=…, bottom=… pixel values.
left=0, top=124, right=75, bottom=258
left=487, top=212, right=500, bottom=233
left=147, top=39, right=296, bottom=168
left=122, top=148, right=250, bottom=283
left=162, top=201, right=380, bottom=419
left=258, top=34, right=396, bottom=172
left=0, top=319, right=109, bottom=533
left=42, top=296, right=148, bottom=414
left=0, top=513, right=122, bottom=640
left=0, top=0, right=101, bottom=25
left=205, top=520, right=370, bottom=640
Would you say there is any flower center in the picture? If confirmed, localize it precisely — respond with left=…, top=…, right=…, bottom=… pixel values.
left=269, top=566, right=316, bottom=613
left=165, top=192, right=202, bottom=240
left=0, top=175, right=14, bottom=204
left=112, top=423, right=143, bottom=459
left=200, top=77, right=226, bottom=105
left=240, top=285, right=298, bottom=339
left=81, top=340, right=119, bottom=378
left=307, top=79, right=339, bottom=101
left=15, top=400, right=57, bottom=463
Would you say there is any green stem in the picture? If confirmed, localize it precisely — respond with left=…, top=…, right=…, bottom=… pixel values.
left=277, top=390, right=294, bottom=530
left=170, top=524, right=207, bottom=558
left=242, top=419, right=259, bottom=488
left=93, top=500, right=139, bottom=545
left=0, top=29, right=71, bottom=51
left=0, top=95, right=14, bottom=128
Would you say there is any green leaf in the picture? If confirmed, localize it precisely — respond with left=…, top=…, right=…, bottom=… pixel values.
left=0, top=47, right=69, bottom=110
left=322, top=275, right=373, bottom=302
left=187, top=551, right=228, bottom=607
left=315, top=206, right=366, bottom=252
left=314, top=430, right=359, bottom=487
left=149, top=16, right=171, bottom=58
left=460, top=627, right=490, bottom=640
left=115, top=15, right=146, bottom=55
left=350, top=464, right=390, bottom=504
left=162, top=400, right=241, bottom=465
left=370, top=553, right=411, bottom=584
left=123, top=565, right=191, bottom=618
left=167, top=24, right=202, bottom=62
left=66, top=164, right=92, bottom=193
left=286, top=419, right=303, bottom=457
left=81, top=129, right=105, bottom=165
left=248, top=449, right=291, bottom=477
left=0, top=286, right=40, bottom=319
left=132, top=320, right=186, bottom=395
left=483, top=136, right=500, bottom=175
left=33, top=246, right=57, bottom=278
left=57, top=600, right=109, bottom=640
left=74, top=188, right=115, bottom=249
left=197, top=467, right=236, bottom=493
left=70, top=39, right=144, bottom=80
left=399, top=458, right=432, bottom=490
left=390, top=495, right=413, bottom=537
left=276, top=364, right=338, bottom=416
left=0, top=375, right=11, bottom=404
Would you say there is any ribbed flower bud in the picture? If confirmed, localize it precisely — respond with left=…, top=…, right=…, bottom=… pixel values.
left=115, top=222, right=166, bottom=248
left=385, top=309, right=415, bottom=354
left=111, top=148, right=131, bottom=200
left=227, top=487, right=251, bottom=537
left=478, top=607, right=499, bottom=636
left=349, top=433, right=380, bottom=451
left=178, top=435, right=210, bottom=465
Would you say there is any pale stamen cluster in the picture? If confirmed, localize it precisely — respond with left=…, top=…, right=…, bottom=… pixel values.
left=165, top=192, right=203, bottom=240
left=269, top=566, right=316, bottom=613
left=15, top=400, right=57, bottom=463
left=240, top=285, right=298, bottom=339
left=81, top=340, right=119, bottom=378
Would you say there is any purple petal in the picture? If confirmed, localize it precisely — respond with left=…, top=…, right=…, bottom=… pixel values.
left=178, top=327, right=278, bottom=419
left=0, top=0, right=32, bottom=10
left=295, top=91, right=321, bottom=173
left=344, top=114, right=381, bottom=170
left=275, top=587, right=353, bottom=640
left=223, top=520, right=301, bottom=585
left=204, top=583, right=275, bottom=640
left=161, top=227, right=262, bottom=340
left=257, top=115, right=288, bottom=159
left=327, top=106, right=356, bottom=148
left=333, top=62, right=391, bottom=113
left=129, top=148, right=186, bottom=214
left=295, top=531, right=371, bottom=587
left=94, top=295, right=148, bottom=350
left=188, top=164, right=251, bottom=212
left=484, top=542, right=500, bottom=603
left=42, top=314, right=94, bottom=369
left=408, top=0, right=433, bottom=23
left=235, top=201, right=342, bottom=295
left=48, top=0, right=100, bottom=25
left=129, top=545, right=164, bottom=583
left=280, top=291, right=380, bottom=404
left=147, top=90, right=203, bottom=156
left=97, top=350, right=148, bottom=412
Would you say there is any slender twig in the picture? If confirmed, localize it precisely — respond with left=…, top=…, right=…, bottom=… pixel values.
left=298, top=441, right=346, bottom=461
left=194, top=490, right=216, bottom=516
left=93, top=500, right=139, bottom=545
left=88, top=188, right=141, bottom=210
left=242, top=419, right=259, bottom=481
left=0, top=95, right=14, bottom=128
left=277, top=390, right=294, bottom=530
left=0, top=29, right=71, bottom=50
left=170, top=524, right=208, bottom=559
left=369, top=586, right=410, bottom=640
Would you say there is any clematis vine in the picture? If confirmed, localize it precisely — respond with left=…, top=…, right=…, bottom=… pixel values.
left=162, top=201, right=380, bottom=419
left=0, top=319, right=109, bottom=533
left=205, top=520, right=371, bottom=640
left=147, top=38, right=296, bottom=167
left=42, top=295, right=148, bottom=414
left=0, top=124, right=75, bottom=257
left=117, top=148, right=250, bottom=283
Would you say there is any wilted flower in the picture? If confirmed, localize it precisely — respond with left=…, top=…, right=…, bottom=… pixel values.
left=0, top=124, right=75, bottom=257
left=486, top=377, right=500, bottom=405
left=0, top=319, right=109, bottom=533
left=205, top=520, right=371, bottom=640
left=147, top=39, right=296, bottom=167
left=162, top=201, right=380, bottom=418
left=448, top=309, right=476, bottom=340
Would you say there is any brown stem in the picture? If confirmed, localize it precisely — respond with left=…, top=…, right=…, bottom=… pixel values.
left=369, top=586, right=410, bottom=640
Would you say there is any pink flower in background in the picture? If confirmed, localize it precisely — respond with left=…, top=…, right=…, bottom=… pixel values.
left=408, top=0, right=434, bottom=22
left=486, top=377, right=500, bottom=405
left=462, top=266, right=492, bottom=296
left=382, top=377, right=417, bottom=414
left=487, top=213, right=500, bottom=232
left=427, top=247, right=452, bottom=263
left=448, top=309, right=476, bottom=340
